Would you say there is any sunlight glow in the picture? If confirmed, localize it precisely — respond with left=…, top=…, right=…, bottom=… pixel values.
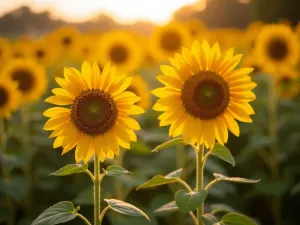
left=4, top=0, right=201, bottom=24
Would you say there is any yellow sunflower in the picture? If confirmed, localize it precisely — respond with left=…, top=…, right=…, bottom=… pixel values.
left=51, top=26, right=80, bottom=55
left=1, top=59, right=47, bottom=103
left=152, top=40, right=256, bottom=148
left=183, top=20, right=206, bottom=38
left=43, top=61, right=144, bottom=162
left=254, top=24, right=299, bottom=72
left=243, top=21, right=265, bottom=52
left=11, top=41, right=32, bottom=59
left=97, top=31, right=143, bottom=73
left=275, top=68, right=299, bottom=99
left=126, top=75, right=150, bottom=110
left=74, top=35, right=98, bottom=62
left=0, top=76, right=21, bottom=119
left=31, top=39, right=57, bottom=67
left=0, top=37, right=12, bottom=68
left=150, top=22, right=191, bottom=61
left=242, top=54, right=263, bottom=75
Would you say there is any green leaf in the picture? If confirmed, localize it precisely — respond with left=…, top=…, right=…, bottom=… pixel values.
left=136, top=168, right=183, bottom=190
left=50, top=164, right=88, bottom=176
left=106, top=165, right=133, bottom=177
left=213, top=173, right=260, bottom=184
left=221, top=213, right=257, bottom=225
left=210, top=203, right=238, bottom=214
left=32, top=201, right=79, bottom=225
left=211, top=143, right=235, bottom=166
left=154, top=201, right=178, bottom=215
left=175, top=189, right=207, bottom=213
left=202, top=214, right=218, bottom=225
left=104, top=199, right=150, bottom=222
left=152, top=138, right=184, bottom=152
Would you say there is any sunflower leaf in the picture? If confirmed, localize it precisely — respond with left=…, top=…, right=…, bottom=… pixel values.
left=154, top=201, right=178, bottom=215
left=32, top=201, right=79, bottom=225
left=220, top=213, right=257, bottom=225
left=152, top=138, right=184, bottom=152
left=104, top=199, right=150, bottom=222
left=210, top=144, right=235, bottom=166
left=175, top=189, right=207, bottom=213
left=136, top=168, right=183, bottom=190
left=106, top=165, right=133, bottom=177
left=50, top=164, right=88, bottom=176
left=213, top=173, right=260, bottom=184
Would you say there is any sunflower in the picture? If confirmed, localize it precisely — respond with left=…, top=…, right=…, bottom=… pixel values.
left=254, top=24, right=299, bottom=72
left=183, top=20, right=206, bottom=38
left=243, top=21, right=265, bottom=52
left=43, top=61, right=144, bottom=162
left=275, top=68, right=299, bottom=99
left=1, top=59, right=47, bottom=103
left=11, top=41, right=32, bottom=59
left=150, top=22, right=191, bottom=61
left=152, top=40, right=256, bottom=148
left=242, top=54, right=263, bottom=75
left=74, top=35, right=97, bottom=62
left=51, top=26, right=80, bottom=55
left=126, top=75, right=150, bottom=110
left=31, top=39, right=57, bottom=67
left=0, top=37, right=12, bottom=68
left=97, top=31, right=143, bottom=73
left=0, top=76, right=21, bottom=119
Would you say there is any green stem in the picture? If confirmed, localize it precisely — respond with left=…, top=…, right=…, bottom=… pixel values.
left=94, top=155, right=101, bottom=225
left=177, top=179, right=193, bottom=192
left=99, top=206, right=110, bottom=224
left=268, top=76, right=281, bottom=225
left=77, top=213, right=92, bottom=225
left=189, top=212, right=198, bottom=225
left=204, top=179, right=218, bottom=191
left=196, top=144, right=204, bottom=225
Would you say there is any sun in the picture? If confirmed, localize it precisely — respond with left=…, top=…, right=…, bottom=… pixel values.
left=1, top=0, right=201, bottom=24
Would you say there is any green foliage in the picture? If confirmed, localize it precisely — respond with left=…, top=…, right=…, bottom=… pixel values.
left=202, top=214, right=218, bottom=225
left=154, top=201, right=178, bottom=215
left=106, top=165, right=133, bottom=177
left=0, top=176, right=28, bottom=202
left=213, top=173, right=260, bottom=184
left=50, top=164, right=88, bottom=176
left=220, top=213, right=257, bottom=225
left=104, top=199, right=151, bottom=222
left=151, top=138, right=184, bottom=152
left=211, top=144, right=235, bottom=166
left=175, top=189, right=207, bottom=213
left=32, top=201, right=79, bottom=225
left=136, top=168, right=183, bottom=189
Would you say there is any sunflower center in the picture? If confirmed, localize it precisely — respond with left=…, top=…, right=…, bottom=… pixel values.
left=71, top=89, right=118, bottom=136
left=14, top=53, right=23, bottom=58
left=0, top=86, right=8, bottom=107
left=181, top=71, right=230, bottom=120
left=82, top=47, right=90, bottom=55
left=36, top=49, right=45, bottom=59
left=11, top=69, right=34, bottom=93
left=160, top=30, right=182, bottom=52
left=110, top=44, right=128, bottom=64
left=267, top=38, right=288, bottom=61
left=62, top=36, right=72, bottom=46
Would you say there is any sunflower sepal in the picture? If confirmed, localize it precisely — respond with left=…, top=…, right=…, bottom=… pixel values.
left=32, top=201, right=90, bottom=225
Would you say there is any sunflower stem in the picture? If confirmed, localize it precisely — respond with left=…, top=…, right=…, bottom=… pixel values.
left=196, top=144, right=204, bottom=225
left=268, top=76, right=281, bottom=225
left=94, top=155, right=101, bottom=225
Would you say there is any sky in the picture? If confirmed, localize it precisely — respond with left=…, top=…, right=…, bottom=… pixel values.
left=0, top=0, right=205, bottom=24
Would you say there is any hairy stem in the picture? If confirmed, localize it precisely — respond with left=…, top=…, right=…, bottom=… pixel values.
left=196, top=144, right=204, bottom=225
left=94, top=155, right=101, bottom=225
